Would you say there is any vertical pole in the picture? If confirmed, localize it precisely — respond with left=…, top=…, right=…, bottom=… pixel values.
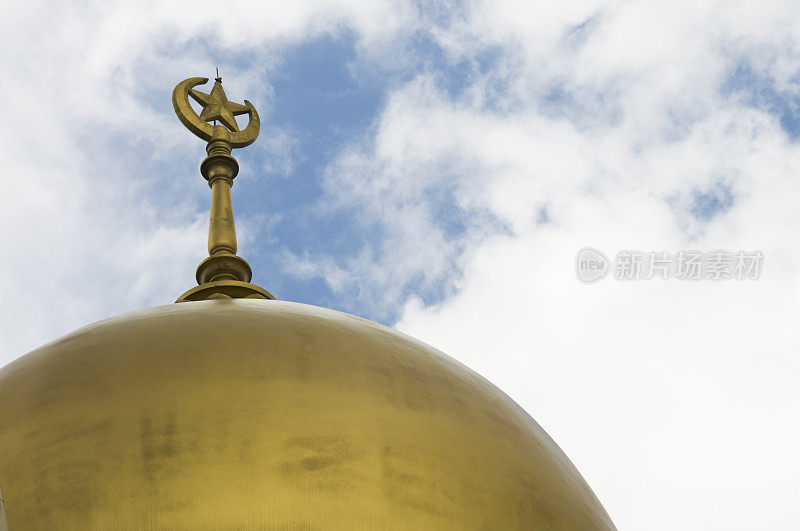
left=208, top=177, right=237, bottom=256
left=192, top=127, right=254, bottom=287
left=201, top=135, right=240, bottom=258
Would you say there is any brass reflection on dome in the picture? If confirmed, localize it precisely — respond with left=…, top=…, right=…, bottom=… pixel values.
left=172, top=75, right=274, bottom=303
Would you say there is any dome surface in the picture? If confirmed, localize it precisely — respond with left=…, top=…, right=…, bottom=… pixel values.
left=0, top=300, right=614, bottom=529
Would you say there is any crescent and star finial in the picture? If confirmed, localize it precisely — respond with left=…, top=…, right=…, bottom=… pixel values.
left=172, top=74, right=274, bottom=303
left=172, top=76, right=260, bottom=148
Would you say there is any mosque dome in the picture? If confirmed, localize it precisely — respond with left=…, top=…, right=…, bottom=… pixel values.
left=0, top=76, right=615, bottom=529
left=0, top=300, right=613, bottom=529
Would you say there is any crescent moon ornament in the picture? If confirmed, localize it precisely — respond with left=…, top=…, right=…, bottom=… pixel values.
left=172, top=77, right=260, bottom=148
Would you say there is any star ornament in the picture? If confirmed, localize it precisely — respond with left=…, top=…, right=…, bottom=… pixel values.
left=189, top=80, right=249, bottom=132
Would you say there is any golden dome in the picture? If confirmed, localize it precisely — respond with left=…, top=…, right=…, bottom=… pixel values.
left=0, top=300, right=614, bottom=529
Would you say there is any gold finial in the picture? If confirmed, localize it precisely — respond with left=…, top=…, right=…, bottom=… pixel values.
left=172, top=75, right=274, bottom=303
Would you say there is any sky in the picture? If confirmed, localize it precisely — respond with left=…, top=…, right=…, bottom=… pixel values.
left=2, top=0, right=800, bottom=528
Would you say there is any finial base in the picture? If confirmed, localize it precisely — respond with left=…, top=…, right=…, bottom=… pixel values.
left=175, top=280, right=275, bottom=303
left=196, top=254, right=253, bottom=284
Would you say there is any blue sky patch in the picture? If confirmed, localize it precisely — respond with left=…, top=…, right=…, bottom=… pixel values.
left=724, top=59, right=800, bottom=139
left=690, top=183, right=734, bottom=221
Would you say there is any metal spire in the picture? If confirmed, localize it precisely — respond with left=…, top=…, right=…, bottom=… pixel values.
left=171, top=75, right=274, bottom=302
